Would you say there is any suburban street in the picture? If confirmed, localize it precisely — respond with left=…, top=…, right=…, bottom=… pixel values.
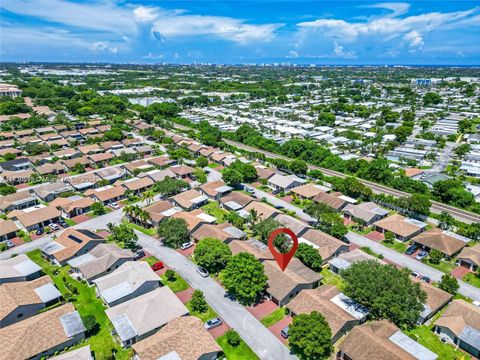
left=137, top=232, right=297, bottom=360
left=346, top=232, right=480, bottom=302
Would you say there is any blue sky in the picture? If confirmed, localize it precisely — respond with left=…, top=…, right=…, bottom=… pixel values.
left=1, top=1, right=480, bottom=64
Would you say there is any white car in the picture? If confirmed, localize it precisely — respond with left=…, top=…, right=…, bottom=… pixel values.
left=196, top=267, right=209, bottom=277
left=109, top=202, right=120, bottom=209
left=49, top=223, right=60, bottom=231
left=180, top=242, right=193, bottom=250
left=473, top=301, right=480, bottom=308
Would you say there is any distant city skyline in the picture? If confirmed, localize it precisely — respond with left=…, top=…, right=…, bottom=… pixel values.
left=1, top=1, right=480, bottom=65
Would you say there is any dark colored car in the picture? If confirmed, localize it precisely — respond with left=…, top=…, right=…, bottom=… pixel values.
left=135, top=250, right=145, bottom=260
left=36, top=228, right=44, bottom=236
left=421, top=276, right=431, bottom=283
left=151, top=261, right=164, bottom=271
left=405, top=244, right=417, bottom=255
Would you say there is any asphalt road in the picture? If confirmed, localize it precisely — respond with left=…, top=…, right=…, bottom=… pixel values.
left=346, top=232, right=480, bottom=302
left=136, top=231, right=297, bottom=360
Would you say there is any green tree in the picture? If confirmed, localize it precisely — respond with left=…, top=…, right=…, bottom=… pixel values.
left=81, top=315, right=99, bottom=335
left=194, top=237, right=232, bottom=274
left=221, top=252, right=267, bottom=305
left=289, top=159, right=308, bottom=175
left=295, top=243, right=323, bottom=271
left=0, top=183, right=16, bottom=196
left=196, top=156, right=209, bottom=168
left=253, top=218, right=282, bottom=243
left=384, top=231, right=395, bottom=244
left=190, top=289, right=209, bottom=313
left=154, top=177, right=189, bottom=197
left=225, top=330, right=242, bottom=347
left=194, top=169, right=207, bottom=184
left=342, top=260, right=426, bottom=329
left=157, top=218, right=189, bottom=249
left=428, top=249, right=443, bottom=264
left=108, top=221, right=139, bottom=250
left=289, top=311, right=333, bottom=360
left=423, top=92, right=443, bottom=106
left=439, top=274, right=459, bottom=294
left=222, top=167, right=243, bottom=187
left=91, top=202, right=106, bottom=216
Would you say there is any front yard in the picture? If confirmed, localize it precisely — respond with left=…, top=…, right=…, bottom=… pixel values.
left=320, top=267, right=346, bottom=291
left=202, top=201, right=229, bottom=223
left=217, top=332, right=260, bottom=360
left=260, top=307, right=286, bottom=327
left=381, top=240, right=408, bottom=253
left=423, top=258, right=457, bottom=274
left=186, top=301, right=218, bottom=322
left=27, top=250, right=130, bottom=360
left=463, top=272, right=480, bottom=288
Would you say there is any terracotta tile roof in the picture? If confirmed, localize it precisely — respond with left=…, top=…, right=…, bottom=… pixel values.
left=413, top=229, right=466, bottom=257
left=46, top=228, right=105, bottom=263
left=171, top=209, right=209, bottom=232
left=0, top=276, right=54, bottom=320
left=290, top=183, right=325, bottom=199
left=170, top=189, right=206, bottom=209
left=61, top=156, right=90, bottom=169
left=13, top=206, right=61, bottom=229
left=144, top=200, right=179, bottom=224
left=434, top=299, right=480, bottom=336
left=121, top=177, right=154, bottom=191
left=313, top=191, right=348, bottom=210
left=0, top=303, right=84, bottom=360
left=170, top=164, right=195, bottom=176
left=339, top=320, right=424, bottom=360
left=263, top=259, right=322, bottom=302
left=0, top=191, right=35, bottom=211
left=405, top=168, right=424, bottom=178
left=62, top=197, right=95, bottom=213
left=220, top=191, right=254, bottom=209
left=191, top=223, right=245, bottom=242
left=374, top=214, right=425, bottom=238
left=124, top=160, right=152, bottom=173
left=458, top=244, right=480, bottom=267
left=0, top=219, right=19, bottom=237
left=242, top=201, right=279, bottom=220
left=132, top=316, right=221, bottom=360
left=299, top=228, right=348, bottom=261
left=77, top=144, right=101, bottom=155
left=88, top=152, right=114, bottom=163
left=200, top=180, right=230, bottom=197
left=35, top=162, right=65, bottom=175
left=147, top=156, right=174, bottom=167
left=86, top=186, right=125, bottom=202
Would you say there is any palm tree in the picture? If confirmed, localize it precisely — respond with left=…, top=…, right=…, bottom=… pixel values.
left=140, top=210, right=152, bottom=228
left=132, top=205, right=142, bottom=225
left=247, top=208, right=259, bottom=229
left=141, top=190, right=154, bottom=206
left=123, top=205, right=133, bottom=221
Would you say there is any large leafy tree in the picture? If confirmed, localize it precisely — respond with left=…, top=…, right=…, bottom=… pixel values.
left=221, top=252, right=267, bottom=305
left=295, top=243, right=323, bottom=271
left=439, top=274, right=459, bottom=295
left=155, top=177, right=189, bottom=197
left=157, top=218, right=189, bottom=248
left=108, top=221, right=138, bottom=250
left=222, top=167, right=243, bottom=187
left=341, top=260, right=426, bottom=329
left=289, top=311, right=333, bottom=360
left=194, top=237, right=232, bottom=274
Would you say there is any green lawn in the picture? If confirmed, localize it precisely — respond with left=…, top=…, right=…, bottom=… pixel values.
left=202, top=201, right=228, bottom=223
left=27, top=250, right=130, bottom=360
left=463, top=273, right=480, bottom=288
left=142, top=255, right=160, bottom=266
left=423, top=259, right=456, bottom=274
left=405, top=326, right=470, bottom=360
left=260, top=308, right=286, bottom=327
left=217, top=332, right=260, bottom=360
left=320, top=267, right=346, bottom=291
left=208, top=163, right=220, bottom=168
left=186, top=301, right=218, bottom=322
left=160, top=273, right=190, bottom=293
left=129, top=223, right=157, bottom=236
left=64, top=218, right=76, bottom=227
left=381, top=240, right=408, bottom=253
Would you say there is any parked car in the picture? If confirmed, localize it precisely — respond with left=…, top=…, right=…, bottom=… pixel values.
left=109, top=202, right=120, bottom=210
left=274, top=204, right=284, bottom=210
left=411, top=271, right=420, bottom=278
left=204, top=317, right=222, bottom=330
left=135, top=250, right=145, bottom=260
left=473, top=301, right=480, bottom=308
left=421, top=276, right=431, bottom=283
left=49, top=223, right=60, bottom=231
left=416, top=251, right=428, bottom=261
left=405, top=244, right=417, bottom=255
left=59, top=219, right=69, bottom=228
left=245, top=186, right=254, bottom=194
left=180, top=242, right=193, bottom=250
left=281, top=327, right=289, bottom=339
left=5, top=240, right=14, bottom=249
left=35, top=228, right=44, bottom=236
left=197, top=266, right=209, bottom=277
left=151, top=261, right=164, bottom=271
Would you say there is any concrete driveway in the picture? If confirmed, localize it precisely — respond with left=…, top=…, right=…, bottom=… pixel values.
left=136, top=231, right=297, bottom=360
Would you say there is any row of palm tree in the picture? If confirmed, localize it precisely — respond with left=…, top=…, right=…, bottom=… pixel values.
left=123, top=204, right=152, bottom=228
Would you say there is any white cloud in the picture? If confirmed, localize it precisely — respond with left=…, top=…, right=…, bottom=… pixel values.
left=133, top=6, right=159, bottom=23
left=403, top=30, right=424, bottom=50
left=367, top=3, right=411, bottom=17
left=92, top=41, right=118, bottom=54
left=287, top=50, right=299, bottom=58
left=333, top=41, right=357, bottom=58
left=142, top=52, right=164, bottom=59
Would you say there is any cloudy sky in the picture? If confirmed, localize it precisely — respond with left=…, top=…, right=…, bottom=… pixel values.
left=1, top=0, right=479, bottom=64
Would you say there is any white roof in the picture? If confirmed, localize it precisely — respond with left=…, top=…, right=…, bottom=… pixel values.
left=0, top=254, right=41, bottom=280
left=389, top=331, right=438, bottom=360
left=34, top=283, right=62, bottom=303
left=330, top=292, right=369, bottom=320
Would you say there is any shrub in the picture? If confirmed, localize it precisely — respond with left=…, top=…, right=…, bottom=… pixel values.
left=225, top=330, right=242, bottom=347
left=165, top=269, right=176, bottom=281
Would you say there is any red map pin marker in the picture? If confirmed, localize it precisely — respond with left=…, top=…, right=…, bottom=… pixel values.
left=267, top=228, right=299, bottom=272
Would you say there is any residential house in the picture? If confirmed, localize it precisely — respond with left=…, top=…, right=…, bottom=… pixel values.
left=0, top=157, right=31, bottom=171
left=33, top=182, right=72, bottom=202
left=374, top=214, right=427, bottom=241
left=219, top=191, right=254, bottom=211
left=68, top=244, right=135, bottom=282
left=35, top=163, right=65, bottom=177
left=171, top=210, right=216, bottom=234
left=329, top=248, right=386, bottom=275
left=140, top=200, right=181, bottom=227
left=170, top=164, right=195, bottom=179
left=191, top=223, right=246, bottom=244
left=268, top=174, right=305, bottom=193
left=67, top=173, right=101, bottom=191
left=299, top=229, right=350, bottom=265
left=131, top=316, right=221, bottom=360
left=51, top=196, right=94, bottom=218
left=9, top=205, right=61, bottom=231
left=0, top=276, right=61, bottom=327
left=412, top=229, right=467, bottom=260
left=122, top=137, right=143, bottom=148
left=137, top=168, right=176, bottom=183
left=287, top=285, right=369, bottom=342
left=255, top=166, right=276, bottom=180
left=414, top=278, right=452, bottom=324
left=343, top=202, right=389, bottom=226
left=40, top=229, right=106, bottom=266
left=274, top=213, right=311, bottom=237
left=147, top=156, right=175, bottom=168
left=170, top=189, right=208, bottom=210
left=85, top=185, right=125, bottom=205
left=0, top=303, right=85, bottom=360
left=78, top=144, right=102, bottom=156
left=290, top=183, right=329, bottom=199
left=0, top=254, right=42, bottom=284
left=313, top=191, right=350, bottom=211
left=120, top=177, right=154, bottom=195
left=238, top=201, right=280, bottom=221
left=1, top=169, right=34, bottom=185
left=433, top=300, right=480, bottom=358
left=49, top=346, right=92, bottom=360
left=96, top=167, right=126, bottom=184
left=338, top=320, right=438, bottom=360
left=62, top=156, right=90, bottom=172
left=0, top=191, right=38, bottom=213
left=457, top=244, right=480, bottom=271
left=106, top=287, right=189, bottom=348
left=93, top=261, right=160, bottom=307
left=0, top=219, right=19, bottom=241
left=124, top=160, right=154, bottom=174
left=199, top=180, right=233, bottom=200
left=88, top=152, right=114, bottom=167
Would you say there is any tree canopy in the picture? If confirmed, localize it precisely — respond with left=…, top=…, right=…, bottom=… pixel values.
left=194, top=237, right=232, bottom=274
